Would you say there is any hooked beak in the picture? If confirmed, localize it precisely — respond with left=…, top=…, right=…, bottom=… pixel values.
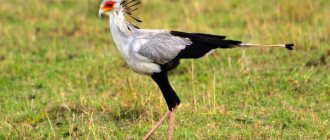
left=99, top=1, right=116, bottom=18
left=98, top=6, right=113, bottom=18
left=99, top=3, right=106, bottom=18
left=99, top=9, right=103, bottom=18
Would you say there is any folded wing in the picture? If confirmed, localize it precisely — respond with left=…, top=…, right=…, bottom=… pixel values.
left=136, top=30, right=242, bottom=66
left=137, top=31, right=192, bottom=65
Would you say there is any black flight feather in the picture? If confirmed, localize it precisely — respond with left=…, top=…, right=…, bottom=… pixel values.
left=170, top=31, right=242, bottom=59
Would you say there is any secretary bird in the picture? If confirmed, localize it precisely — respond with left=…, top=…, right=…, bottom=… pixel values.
left=98, top=0, right=294, bottom=139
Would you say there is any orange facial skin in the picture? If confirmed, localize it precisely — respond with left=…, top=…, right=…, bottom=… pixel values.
left=102, top=1, right=116, bottom=12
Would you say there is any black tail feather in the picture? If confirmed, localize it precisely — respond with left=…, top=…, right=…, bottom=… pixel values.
left=170, top=31, right=242, bottom=59
left=192, top=33, right=227, bottom=40
left=285, top=44, right=294, bottom=50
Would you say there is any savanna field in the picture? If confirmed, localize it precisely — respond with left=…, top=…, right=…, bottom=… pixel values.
left=0, top=0, right=329, bottom=139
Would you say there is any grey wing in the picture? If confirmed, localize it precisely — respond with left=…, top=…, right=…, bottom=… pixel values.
left=137, top=31, right=192, bottom=64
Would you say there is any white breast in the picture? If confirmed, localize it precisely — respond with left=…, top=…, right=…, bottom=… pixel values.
left=116, top=39, right=161, bottom=75
left=126, top=59, right=161, bottom=75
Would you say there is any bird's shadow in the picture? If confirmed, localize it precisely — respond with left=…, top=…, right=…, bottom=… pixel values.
left=107, top=105, right=163, bottom=124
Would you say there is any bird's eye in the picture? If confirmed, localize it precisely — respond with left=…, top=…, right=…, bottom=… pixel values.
left=104, top=1, right=115, bottom=7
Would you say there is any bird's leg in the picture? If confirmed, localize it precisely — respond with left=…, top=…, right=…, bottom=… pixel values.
left=168, top=109, right=175, bottom=140
left=144, top=111, right=171, bottom=140
left=149, top=72, right=180, bottom=139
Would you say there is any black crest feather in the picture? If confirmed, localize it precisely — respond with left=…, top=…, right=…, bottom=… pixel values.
left=121, top=0, right=143, bottom=23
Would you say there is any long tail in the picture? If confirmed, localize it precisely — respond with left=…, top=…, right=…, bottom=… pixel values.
left=171, top=31, right=294, bottom=59
left=238, top=43, right=294, bottom=50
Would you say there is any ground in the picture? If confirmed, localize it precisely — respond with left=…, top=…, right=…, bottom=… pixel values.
left=0, top=0, right=329, bottom=139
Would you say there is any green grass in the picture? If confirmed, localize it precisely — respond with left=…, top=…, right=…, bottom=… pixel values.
left=0, top=0, right=329, bottom=139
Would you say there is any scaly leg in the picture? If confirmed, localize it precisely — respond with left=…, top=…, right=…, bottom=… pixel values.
left=168, top=110, right=175, bottom=140
left=144, top=111, right=171, bottom=140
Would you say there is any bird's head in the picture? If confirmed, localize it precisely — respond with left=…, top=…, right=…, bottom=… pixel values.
left=99, top=0, right=143, bottom=23
left=99, top=0, right=121, bottom=17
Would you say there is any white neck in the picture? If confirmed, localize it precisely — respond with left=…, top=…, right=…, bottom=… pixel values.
left=109, top=11, right=137, bottom=46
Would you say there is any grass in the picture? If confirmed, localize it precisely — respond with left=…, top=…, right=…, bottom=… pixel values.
left=0, top=0, right=329, bottom=139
